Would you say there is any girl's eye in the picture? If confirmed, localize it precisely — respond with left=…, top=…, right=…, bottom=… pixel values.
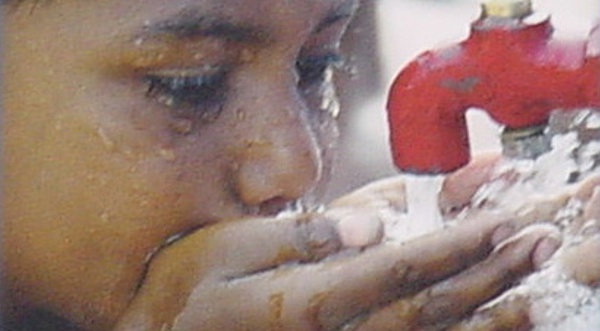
left=296, top=53, right=342, bottom=88
left=144, top=67, right=228, bottom=122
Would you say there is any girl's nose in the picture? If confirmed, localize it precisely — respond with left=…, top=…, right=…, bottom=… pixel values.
left=231, top=69, right=323, bottom=209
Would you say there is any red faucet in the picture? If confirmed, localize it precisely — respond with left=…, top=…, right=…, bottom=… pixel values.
left=387, top=6, right=600, bottom=174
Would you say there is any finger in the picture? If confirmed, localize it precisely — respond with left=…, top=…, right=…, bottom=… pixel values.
left=448, top=296, right=532, bottom=331
left=584, top=185, right=600, bottom=221
left=146, top=212, right=381, bottom=283
left=114, top=213, right=382, bottom=331
left=574, top=176, right=600, bottom=202
left=171, top=217, right=556, bottom=331
left=560, top=226, right=600, bottom=287
left=200, top=213, right=383, bottom=279
left=439, top=153, right=500, bottom=214
left=513, top=195, right=570, bottom=226
left=328, top=176, right=406, bottom=212
left=170, top=211, right=512, bottom=331
left=564, top=177, right=600, bottom=233
left=323, top=207, right=384, bottom=248
left=113, top=214, right=342, bottom=331
left=350, top=227, right=559, bottom=331
left=271, top=213, right=520, bottom=330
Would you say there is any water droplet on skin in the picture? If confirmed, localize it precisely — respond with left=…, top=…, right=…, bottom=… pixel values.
left=133, top=52, right=165, bottom=68
left=100, top=211, right=111, bottom=223
left=159, top=95, right=174, bottom=107
left=159, top=148, right=176, bottom=161
left=193, top=52, right=205, bottom=60
left=169, top=118, right=193, bottom=134
left=235, top=108, right=247, bottom=121
left=97, top=128, right=116, bottom=151
left=54, top=120, right=63, bottom=131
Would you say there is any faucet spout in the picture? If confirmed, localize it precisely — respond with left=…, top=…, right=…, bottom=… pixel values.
left=387, top=7, right=600, bottom=174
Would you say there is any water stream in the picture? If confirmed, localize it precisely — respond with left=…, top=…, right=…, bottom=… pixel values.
left=383, top=109, right=600, bottom=330
left=403, top=173, right=445, bottom=237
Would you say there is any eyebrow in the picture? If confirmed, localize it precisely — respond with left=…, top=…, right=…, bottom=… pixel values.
left=141, top=11, right=272, bottom=45
left=139, top=2, right=356, bottom=45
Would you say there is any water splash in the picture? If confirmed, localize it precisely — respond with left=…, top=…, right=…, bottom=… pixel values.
left=470, top=108, right=600, bottom=331
left=378, top=109, right=600, bottom=329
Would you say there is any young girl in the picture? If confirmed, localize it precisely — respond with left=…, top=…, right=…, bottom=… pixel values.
left=3, top=0, right=598, bottom=330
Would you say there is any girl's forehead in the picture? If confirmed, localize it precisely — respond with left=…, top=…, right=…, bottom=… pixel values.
left=133, top=0, right=357, bottom=40
left=136, top=0, right=358, bottom=31
left=4, top=0, right=357, bottom=65
left=9, top=0, right=357, bottom=20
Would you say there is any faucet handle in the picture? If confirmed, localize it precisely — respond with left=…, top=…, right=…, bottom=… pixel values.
left=482, top=0, right=532, bottom=19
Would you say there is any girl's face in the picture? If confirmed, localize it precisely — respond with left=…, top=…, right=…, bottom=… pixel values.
left=3, top=0, right=357, bottom=326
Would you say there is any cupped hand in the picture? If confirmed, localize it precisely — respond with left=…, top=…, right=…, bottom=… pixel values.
left=561, top=177, right=600, bottom=288
left=442, top=159, right=600, bottom=331
left=111, top=177, right=561, bottom=331
left=451, top=223, right=600, bottom=331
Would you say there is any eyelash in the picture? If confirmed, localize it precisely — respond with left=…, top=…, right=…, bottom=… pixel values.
left=144, top=67, right=227, bottom=122
left=142, top=54, right=340, bottom=124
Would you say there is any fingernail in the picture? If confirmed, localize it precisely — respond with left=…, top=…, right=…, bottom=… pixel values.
left=295, top=214, right=343, bottom=261
left=491, top=223, right=517, bottom=246
left=327, top=208, right=384, bottom=248
left=532, top=237, right=562, bottom=269
left=581, top=220, right=600, bottom=237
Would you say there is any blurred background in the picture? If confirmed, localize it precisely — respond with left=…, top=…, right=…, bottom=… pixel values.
left=326, top=0, right=600, bottom=200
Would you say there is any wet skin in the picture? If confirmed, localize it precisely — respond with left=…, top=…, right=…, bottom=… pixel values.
left=5, top=0, right=600, bottom=330
left=4, top=0, right=353, bottom=328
